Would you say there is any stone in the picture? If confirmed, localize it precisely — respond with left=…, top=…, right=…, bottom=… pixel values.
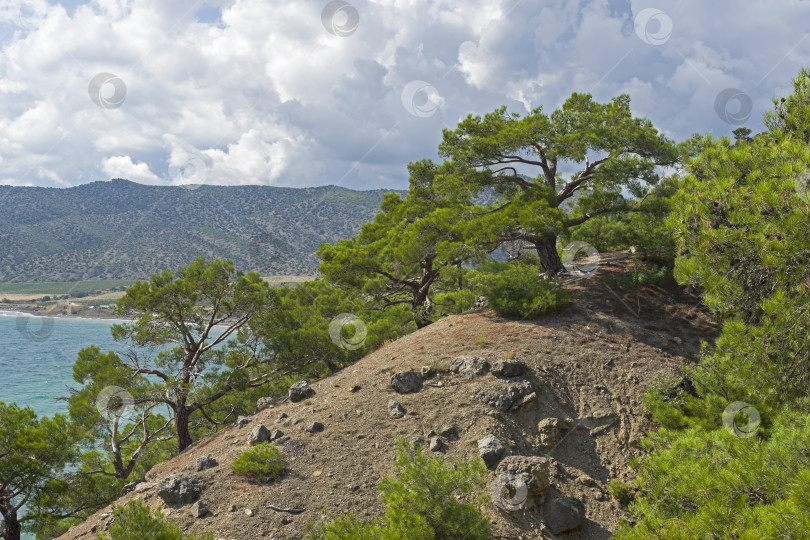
left=270, top=429, right=285, bottom=441
left=236, top=416, right=250, bottom=427
left=196, top=454, right=218, bottom=472
left=473, top=380, right=535, bottom=411
left=543, top=495, right=586, bottom=534
left=429, top=436, right=446, bottom=452
left=495, top=456, right=551, bottom=498
left=281, top=515, right=293, bottom=525
left=537, top=418, right=563, bottom=448
left=190, top=500, right=208, bottom=518
left=420, top=365, right=436, bottom=378
left=256, top=397, right=274, bottom=411
left=244, top=508, right=254, bottom=517
left=120, top=478, right=144, bottom=496
left=491, top=360, right=526, bottom=378
left=438, top=425, right=458, bottom=440
left=450, top=356, right=490, bottom=378
left=350, top=384, right=362, bottom=393
left=390, top=371, right=422, bottom=394
left=388, top=399, right=406, bottom=419
left=308, top=421, right=325, bottom=433
left=228, top=504, right=237, bottom=512
left=478, top=435, right=506, bottom=468
left=248, top=424, right=271, bottom=446
left=157, top=475, right=201, bottom=505
left=288, top=381, right=316, bottom=402
left=474, top=295, right=489, bottom=308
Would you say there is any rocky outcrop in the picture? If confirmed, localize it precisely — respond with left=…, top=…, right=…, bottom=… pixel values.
left=288, top=381, right=315, bottom=402
left=450, top=356, right=490, bottom=378
left=390, top=371, right=422, bottom=394
left=157, top=476, right=201, bottom=505
left=478, top=434, right=507, bottom=468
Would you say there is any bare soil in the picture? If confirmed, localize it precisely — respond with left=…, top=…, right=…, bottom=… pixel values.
left=59, top=251, right=719, bottom=540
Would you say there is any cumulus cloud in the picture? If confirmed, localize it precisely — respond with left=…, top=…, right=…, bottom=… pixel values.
left=0, top=0, right=807, bottom=190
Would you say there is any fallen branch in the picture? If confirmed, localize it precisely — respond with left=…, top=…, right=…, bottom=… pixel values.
left=266, top=504, right=305, bottom=514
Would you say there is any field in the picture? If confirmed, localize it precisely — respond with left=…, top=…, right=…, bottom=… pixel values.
left=0, top=280, right=135, bottom=297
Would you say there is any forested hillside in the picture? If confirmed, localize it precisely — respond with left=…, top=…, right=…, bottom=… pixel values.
left=0, top=180, right=398, bottom=282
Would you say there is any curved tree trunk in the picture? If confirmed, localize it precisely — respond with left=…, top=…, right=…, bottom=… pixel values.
left=535, top=236, right=565, bottom=276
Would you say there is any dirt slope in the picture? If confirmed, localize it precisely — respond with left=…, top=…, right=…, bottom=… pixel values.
left=59, top=251, right=719, bottom=539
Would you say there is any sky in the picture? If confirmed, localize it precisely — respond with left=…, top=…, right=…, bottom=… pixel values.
left=0, top=0, right=808, bottom=191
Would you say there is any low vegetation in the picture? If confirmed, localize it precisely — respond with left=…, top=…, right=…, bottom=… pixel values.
left=97, top=500, right=213, bottom=540
left=230, top=443, right=284, bottom=482
left=306, top=440, right=490, bottom=539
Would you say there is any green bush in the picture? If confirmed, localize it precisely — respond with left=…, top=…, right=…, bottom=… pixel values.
left=616, top=402, right=810, bottom=539
left=601, top=261, right=673, bottom=290
left=484, top=262, right=571, bottom=319
left=307, top=440, right=490, bottom=539
left=98, top=500, right=212, bottom=540
left=230, top=442, right=284, bottom=482
left=607, top=479, right=634, bottom=506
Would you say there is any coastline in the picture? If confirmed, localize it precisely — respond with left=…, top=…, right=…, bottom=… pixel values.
left=0, top=308, right=133, bottom=323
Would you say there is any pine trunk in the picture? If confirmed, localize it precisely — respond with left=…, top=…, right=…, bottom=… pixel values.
left=0, top=490, right=21, bottom=540
left=536, top=236, right=565, bottom=276
left=175, top=405, right=193, bottom=452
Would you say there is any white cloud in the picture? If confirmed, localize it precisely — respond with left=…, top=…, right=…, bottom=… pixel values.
left=0, top=0, right=807, bottom=189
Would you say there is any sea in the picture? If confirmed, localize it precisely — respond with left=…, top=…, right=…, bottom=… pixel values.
left=0, top=311, right=124, bottom=417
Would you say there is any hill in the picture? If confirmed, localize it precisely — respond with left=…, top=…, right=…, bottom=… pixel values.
left=58, top=252, right=719, bottom=539
left=0, top=179, right=399, bottom=282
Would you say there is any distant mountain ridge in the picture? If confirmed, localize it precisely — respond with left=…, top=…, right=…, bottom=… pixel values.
left=0, top=179, right=400, bottom=282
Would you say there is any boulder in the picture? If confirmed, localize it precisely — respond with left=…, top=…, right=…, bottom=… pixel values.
left=236, top=416, right=250, bottom=427
left=429, top=436, right=446, bottom=452
left=388, top=399, right=406, bottom=419
left=474, top=295, right=489, bottom=308
left=270, top=429, right=285, bottom=441
left=248, top=424, right=271, bottom=446
left=195, top=454, right=218, bottom=472
left=495, top=456, right=550, bottom=498
left=543, top=495, right=586, bottom=534
left=473, top=380, right=535, bottom=411
left=288, top=381, right=315, bottom=402
left=450, top=356, right=490, bottom=378
left=190, top=500, right=208, bottom=518
left=491, top=360, right=526, bottom=378
left=157, top=475, right=201, bottom=505
left=438, top=425, right=458, bottom=440
left=308, top=421, right=325, bottom=433
left=256, top=397, right=274, bottom=411
left=420, top=365, right=436, bottom=378
left=120, top=478, right=144, bottom=496
left=537, top=418, right=563, bottom=448
left=478, top=435, right=506, bottom=468
left=390, top=371, right=422, bottom=394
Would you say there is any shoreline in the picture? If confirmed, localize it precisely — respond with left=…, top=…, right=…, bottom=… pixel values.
left=0, top=308, right=133, bottom=323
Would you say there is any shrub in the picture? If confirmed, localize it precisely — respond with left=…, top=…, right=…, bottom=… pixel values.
left=307, top=440, right=491, bottom=539
left=484, top=263, right=571, bottom=319
left=98, top=500, right=212, bottom=540
left=230, top=442, right=284, bottom=482
left=601, top=261, right=673, bottom=290
left=607, top=479, right=634, bottom=506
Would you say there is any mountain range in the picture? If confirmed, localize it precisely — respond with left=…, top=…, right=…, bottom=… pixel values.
left=0, top=179, right=399, bottom=282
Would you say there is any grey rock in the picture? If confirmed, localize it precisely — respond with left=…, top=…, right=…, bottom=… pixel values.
left=388, top=399, right=406, bottom=419
left=450, top=356, right=490, bottom=378
left=474, top=295, right=489, bottom=308
left=308, top=421, right=324, bottom=433
left=473, top=380, right=535, bottom=410
left=495, top=456, right=550, bottom=497
left=390, top=371, right=422, bottom=394
left=120, top=478, right=144, bottom=496
left=537, top=418, right=563, bottom=448
left=195, top=454, right=218, bottom=472
left=281, top=515, right=294, bottom=525
left=256, top=397, right=274, bottom=411
left=438, top=425, right=458, bottom=441
left=288, top=381, right=315, bottom=402
left=543, top=495, right=586, bottom=534
left=190, top=500, right=208, bottom=518
left=478, top=435, right=507, bottom=468
left=157, top=475, right=201, bottom=505
left=228, top=504, right=237, bottom=512
left=270, top=429, right=285, bottom=441
left=236, top=416, right=250, bottom=427
left=248, top=424, right=271, bottom=446
left=491, top=360, right=526, bottom=378
left=429, top=436, right=446, bottom=452
left=420, top=365, right=436, bottom=378
left=347, top=483, right=361, bottom=492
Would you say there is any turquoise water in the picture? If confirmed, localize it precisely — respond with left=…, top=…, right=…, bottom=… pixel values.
left=0, top=312, right=124, bottom=417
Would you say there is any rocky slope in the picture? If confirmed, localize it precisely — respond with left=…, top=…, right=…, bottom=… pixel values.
left=59, top=251, right=719, bottom=539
